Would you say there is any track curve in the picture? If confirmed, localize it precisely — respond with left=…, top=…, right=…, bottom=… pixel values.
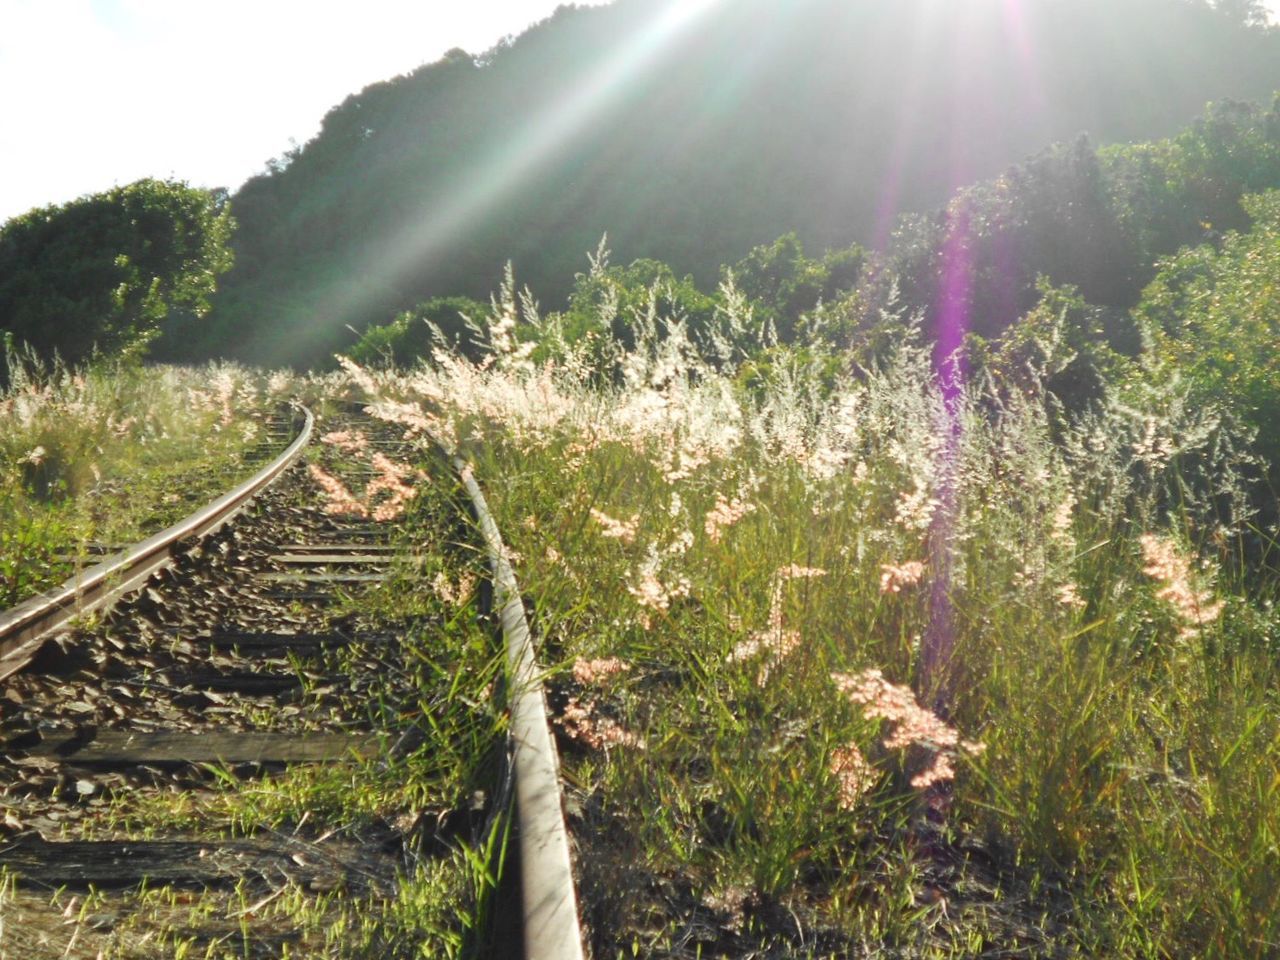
left=0, top=406, right=315, bottom=682
left=0, top=401, right=585, bottom=958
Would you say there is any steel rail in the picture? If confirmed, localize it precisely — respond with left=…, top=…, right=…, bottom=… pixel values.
left=455, top=457, right=585, bottom=960
left=0, top=405, right=315, bottom=681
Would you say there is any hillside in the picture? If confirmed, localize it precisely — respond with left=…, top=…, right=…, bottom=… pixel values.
left=3, top=3, right=1279, bottom=948
left=154, top=0, right=1280, bottom=368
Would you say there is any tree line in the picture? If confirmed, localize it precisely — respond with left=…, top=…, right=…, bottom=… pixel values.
left=1, top=0, right=1277, bottom=382
left=158, top=0, right=1280, bottom=367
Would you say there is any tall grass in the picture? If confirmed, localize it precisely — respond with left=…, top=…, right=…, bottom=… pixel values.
left=349, top=262, right=1279, bottom=957
left=0, top=352, right=290, bottom=606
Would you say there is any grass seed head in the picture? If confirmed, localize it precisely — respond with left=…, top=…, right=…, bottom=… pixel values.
left=879, top=561, right=926, bottom=594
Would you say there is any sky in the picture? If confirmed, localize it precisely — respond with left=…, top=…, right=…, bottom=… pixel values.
left=2, top=0, right=1279, bottom=225
left=0, top=0, right=612, bottom=223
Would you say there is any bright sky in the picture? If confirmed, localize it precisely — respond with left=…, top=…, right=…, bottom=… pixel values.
left=0, top=0, right=611, bottom=223
left=2, top=0, right=1278, bottom=225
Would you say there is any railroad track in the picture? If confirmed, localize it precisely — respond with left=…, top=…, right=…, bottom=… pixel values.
left=0, top=403, right=585, bottom=958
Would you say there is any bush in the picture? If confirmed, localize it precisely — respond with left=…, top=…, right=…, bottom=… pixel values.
left=1134, top=190, right=1280, bottom=477
left=349, top=296, right=487, bottom=367
left=0, top=180, right=234, bottom=369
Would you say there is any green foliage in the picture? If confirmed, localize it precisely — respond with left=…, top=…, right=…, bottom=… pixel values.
left=858, top=135, right=1138, bottom=346
left=0, top=474, right=77, bottom=609
left=359, top=273, right=1277, bottom=954
left=530, top=237, right=864, bottom=379
left=728, top=233, right=864, bottom=344
left=977, top=280, right=1141, bottom=412
left=1134, top=190, right=1280, bottom=473
left=1103, top=95, right=1280, bottom=265
left=185, top=0, right=1280, bottom=367
left=851, top=95, right=1280, bottom=364
left=0, top=179, right=234, bottom=367
left=560, top=255, right=721, bottom=352
left=349, top=296, right=487, bottom=367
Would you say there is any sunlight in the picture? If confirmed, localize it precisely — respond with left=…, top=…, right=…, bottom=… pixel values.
left=872, top=1, right=945, bottom=248
left=259, top=0, right=725, bottom=360
left=998, top=0, right=1048, bottom=121
left=873, top=0, right=1051, bottom=248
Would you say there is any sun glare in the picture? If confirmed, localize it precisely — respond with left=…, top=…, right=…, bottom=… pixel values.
left=266, top=0, right=727, bottom=359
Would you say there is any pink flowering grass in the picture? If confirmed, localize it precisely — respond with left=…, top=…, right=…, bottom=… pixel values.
left=828, top=743, right=875, bottom=809
left=879, top=560, right=925, bottom=594
left=590, top=507, right=640, bottom=544
left=704, top=493, right=755, bottom=544
left=573, top=656, right=632, bottom=686
left=559, top=696, right=646, bottom=752
left=342, top=291, right=1280, bottom=953
left=309, top=463, right=369, bottom=518
left=308, top=448, right=422, bottom=522
left=320, top=428, right=370, bottom=455
left=831, top=668, right=983, bottom=795
left=1139, top=533, right=1224, bottom=637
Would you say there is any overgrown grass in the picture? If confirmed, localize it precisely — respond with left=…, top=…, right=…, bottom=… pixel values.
left=0, top=353, right=292, bottom=608
left=348, top=268, right=1280, bottom=957
left=57, top=418, right=512, bottom=958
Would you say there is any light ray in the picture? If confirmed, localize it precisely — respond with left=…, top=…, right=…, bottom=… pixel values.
left=872, top=1, right=944, bottom=250
left=999, top=0, right=1049, bottom=123
left=240, top=0, right=726, bottom=361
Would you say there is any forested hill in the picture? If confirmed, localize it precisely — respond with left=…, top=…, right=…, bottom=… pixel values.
left=165, top=0, right=1280, bottom=368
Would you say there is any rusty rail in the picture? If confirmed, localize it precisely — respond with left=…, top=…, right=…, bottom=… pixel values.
left=0, top=405, right=314, bottom=681
left=455, top=458, right=586, bottom=960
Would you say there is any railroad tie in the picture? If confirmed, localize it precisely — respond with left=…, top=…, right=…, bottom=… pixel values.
left=0, top=409, right=440, bottom=952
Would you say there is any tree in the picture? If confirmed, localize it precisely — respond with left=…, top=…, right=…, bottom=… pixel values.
left=1213, top=0, right=1270, bottom=28
left=729, top=234, right=864, bottom=344
left=978, top=280, right=1139, bottom=412
left=1134, top=190, right=1280, bottom=473
left=855, top=96, right=1280, bottom=356
left=561, top=257, right=721, bottom=350
left=0, top=179, right=234, bottom=367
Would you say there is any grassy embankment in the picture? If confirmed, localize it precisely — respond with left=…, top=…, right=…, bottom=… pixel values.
left=6, top=270, right=1276, bottom=954
left=0, top=358, right=287, bottom=609
left=353, top=277, right=1280, bottom=958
